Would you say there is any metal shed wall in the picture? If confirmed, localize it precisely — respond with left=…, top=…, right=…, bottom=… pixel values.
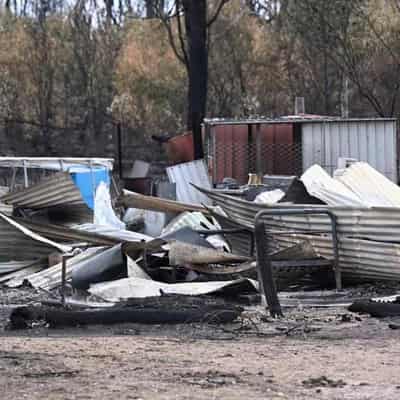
left=209, top=122, right=295, bottom=184
left=301, top=119, right=397, bottom=182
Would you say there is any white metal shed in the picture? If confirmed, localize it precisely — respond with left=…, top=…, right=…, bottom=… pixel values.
left=301, top=118, right=397, bottom=182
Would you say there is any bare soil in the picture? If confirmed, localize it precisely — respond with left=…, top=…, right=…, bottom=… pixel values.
left=1, top=286, right=400, bottom=400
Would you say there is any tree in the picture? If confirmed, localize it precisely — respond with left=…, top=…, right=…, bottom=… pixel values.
left=156, top=0, right=230, bottom=159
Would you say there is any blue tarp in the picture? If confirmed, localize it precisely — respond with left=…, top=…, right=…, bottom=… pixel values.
left=71, top=167, right=110, bottom=209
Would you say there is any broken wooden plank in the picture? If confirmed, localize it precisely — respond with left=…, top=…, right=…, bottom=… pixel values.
left=118, top=190, right=208, bottom=214
left=168, top=241, right=251, bottom=266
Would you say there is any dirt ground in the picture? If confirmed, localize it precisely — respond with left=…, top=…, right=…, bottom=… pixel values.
left=1, top=286, right=400, bottom=400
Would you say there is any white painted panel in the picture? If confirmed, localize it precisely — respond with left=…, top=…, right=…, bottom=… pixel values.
left=166, top=159, right=212, bottom=205
left=302, top=120, right=397, bottom=182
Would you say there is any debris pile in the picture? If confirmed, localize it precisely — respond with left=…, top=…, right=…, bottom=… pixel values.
left=3, top=156, right=400, bottom=328
left=0, top=158, right=259, bottom=328
left=198, top=161, right=400, bottom=282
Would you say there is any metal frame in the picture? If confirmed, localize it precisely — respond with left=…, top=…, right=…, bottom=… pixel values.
left=254, top=208, right=341, bottom=317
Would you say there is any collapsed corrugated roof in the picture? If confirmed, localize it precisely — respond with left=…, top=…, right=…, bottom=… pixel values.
left=0, top=212, right=71, bottom=260
left=336, top=162, right=400, bottom=207
left=26, top=247, right=106, bottom=290
left=1, top=172, right=85, bottom=209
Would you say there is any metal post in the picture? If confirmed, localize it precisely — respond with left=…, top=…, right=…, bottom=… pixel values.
left=22, top=160, right=28, bottom=188
left=330, top=213, right=342, bottom=290
left=89, top=160, right=96, bottom=209
left=255, top=220, right=283, bottom=317
left=10, top=167, right=16, bottom=191
left=117, top=123, right=123, bottom=180
left=61, top=255, right=67, bottom=307
left=255, top=123, right=262, bottom=179
left=61, top=253, right=73, bottom=308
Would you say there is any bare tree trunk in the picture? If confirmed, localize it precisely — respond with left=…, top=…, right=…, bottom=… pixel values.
left=182, top=0, right=207, bottom=159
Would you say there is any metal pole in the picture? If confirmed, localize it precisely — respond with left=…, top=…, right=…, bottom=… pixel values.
left=255, top=220, right=283, bottom=317
left=10, top=167, right=16, bottom=191
left=22, top=160, right=28, bottom=188
left=255, top=123, right=262, bottom=178
left=61, top=254, right=74, bottom=308
left=117, top=123, right=123, bottom=180
left=61, top=255, right=67, bottom=307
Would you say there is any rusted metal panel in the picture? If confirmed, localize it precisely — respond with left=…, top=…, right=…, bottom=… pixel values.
left=209, top=122, right=295, bottom=185
left=258, top=123, right=295, bottom=175
left=212, top=124, right=249, bottom=184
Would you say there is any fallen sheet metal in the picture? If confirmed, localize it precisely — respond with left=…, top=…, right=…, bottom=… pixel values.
left=72, top=244, right=124, bottom=290
left=0, top=260, right=48, bottom=287
left=1, top=172, right=85, bottom=209
left=336, top=162, right=400, bottom=206
left=161, top=211, right=228, bottom=251
left=72, top=223, right=153, bottom=242
left=118, top=190, right=207, bottom=214
left=89, top=277, right=258, bottom=301
left=17, top=219, right=121, bottom=247
left=0, top=186, right=13, bottom=215
left=166, top=159, right=212, bottom=206
left=275, top=234, right=400, bottom=281
left=300, top=164, right=364, bottom=206
left=26, top=247, right=106, bottom=290
left=0, top=260, right=38, bottom=275
left=0, top=212, right=71, bottom=260
left=196, top=186, right=400, bottom=243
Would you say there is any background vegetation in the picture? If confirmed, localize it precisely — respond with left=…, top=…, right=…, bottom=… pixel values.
left=0, top=0, right=397, bottom=159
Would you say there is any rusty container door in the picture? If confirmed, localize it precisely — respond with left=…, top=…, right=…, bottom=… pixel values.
left=212, top=124, right=249, bottom=184
left=258, top=123, right=295, bottom=175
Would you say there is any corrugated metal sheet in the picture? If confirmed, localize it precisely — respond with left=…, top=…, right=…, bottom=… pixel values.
left=301, top=164, right=365, bottom=206
left=162, top=211, right=220, bottom=236
left=0, top=212, right=71, bottom=260
left=166, top=160, right=212, bottom=206
left=302, top=119, right=397, bottom=182
left=275, top=234, right=400, bottom=281
left=26, top=247, right=106, bottom=290
left=0, top=260, right=38, bottom=275
left=17, top=219, right=121, bottom=246
left=337, top=162, right=400, bottom=206
left=0, top=259, right=48, bottom=287
left=197, top=187, right=400, bottom=243
left=72, top=223, right=153, bottom=242
left=1, top=172, right=84, bottom=209
left=0, top=186, right=12, bottom=215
